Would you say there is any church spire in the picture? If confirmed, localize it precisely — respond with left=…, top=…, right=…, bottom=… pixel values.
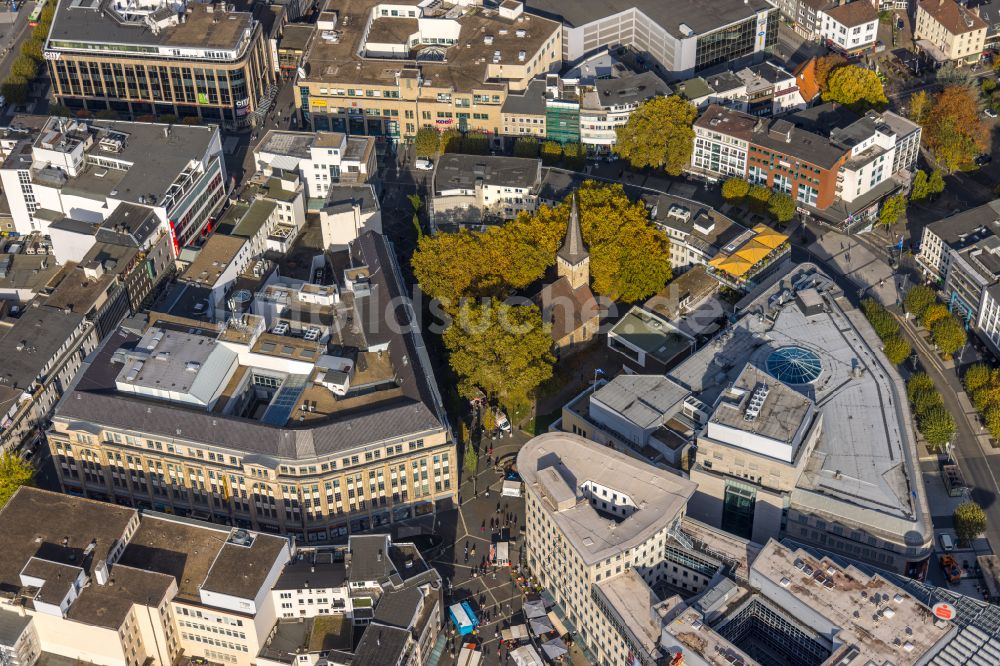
left=557, top=194, right=588, bottom=266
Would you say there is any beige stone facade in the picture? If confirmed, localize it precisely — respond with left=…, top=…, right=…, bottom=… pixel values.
left=915, top=0, right=988, bottom=65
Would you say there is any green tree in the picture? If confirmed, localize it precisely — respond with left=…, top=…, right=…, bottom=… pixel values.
left=440, top=129, right=462, bottom=153
left=0, top=453, right=33, bottom=508
left=910, top=170, right=929, bottom=201
left=974, top=384, right=1000, bottom=413
left=613, top=95, right=697, bottom=175
left=721, top=177, right=750, bottom=200
left=932, top=316, right=967, bottom=359
left=463, top=447, right=478, bottom=476
left=10, top=55, right=36, bottom=81
left=912, top=388, right=944, bottom=417
left=983, top=78, right=998, bottom=94
left=0, top=77, right=28, bottom=105
left=921, top=303, right=950, bottom=329
left=461, top=132, right=490, bottom=155
left=21, top=37, right=43, bottom=63
left=878, top=193, right=907, bottom=230
left=540, top=140, right=562, bottom=165
left=919, top=404, right=956, bottom=448
left=928, top=170, right=945, bottom=196
left=822, top=65, right=887, bottom=111
left=861, top=298, right=899, bottom=340
left=562, top=142, right=585, bottom=170
left=748, top=184, right=772, bottom=206
left=513, top=136, right=539, bottom=158
left=49, top=103, right=71, bottom=117
left=443, top=301, right=555, bottom=411
left=984, top=405, right=1000, bottom=440
left=767, top=192, right=796, bottom=223
left=954, top=501, right=987, bottom=544
left=964, top=363, right=993, bottom=394
left=882, top=335, right=911, bottom=365
left=907, top=372, right=936, bottom=403
left=413, top=127, right=439, bottom=158
left=904, top=284, right=937, bottom=319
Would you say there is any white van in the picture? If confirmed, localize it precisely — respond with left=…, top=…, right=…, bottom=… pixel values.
left=940, top=533, right=955, bottom=552
left=415, top=158, right=434, bottom=171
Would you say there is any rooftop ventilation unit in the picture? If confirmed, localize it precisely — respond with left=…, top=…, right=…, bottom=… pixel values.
left=743, top=383, right=769, bottom=421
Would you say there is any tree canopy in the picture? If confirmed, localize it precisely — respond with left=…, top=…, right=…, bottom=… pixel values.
left=767, top=192, right=796, bottom=223
left=513, top=136, right=539, bottom=158
left=924, top=86, right=990, bottom=172
left=822, top=66, right=887, bottom=111
left=443, top=301, right=555, bottom=411
left=932, top=315, right=967, bottom=359
left=815, top=54, right=848, bottom=93
left=721, top=178, right=750, bottom=200
left=954, top=501, right=987, bottom=544
left=918, top=404, right=956, bottom=447
left=613, top=96, right=697, bottom=175
left=0, top=453, right=33, bottom=509
left=878, top=194, right=907, bottom=229
left=964, top=363, right=993, bottom=395
left=909, top=90, right=931, bottom=125
left=411, top=182, right=672, bottom=306
left=413, top=127, right=439, bottom=158
left=904, top=284, right=937, bottom=319
left=882, top=335, right=911, bottom=365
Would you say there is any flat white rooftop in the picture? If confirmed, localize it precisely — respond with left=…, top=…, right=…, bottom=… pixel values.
left=518, top=432, right=696, bottom=566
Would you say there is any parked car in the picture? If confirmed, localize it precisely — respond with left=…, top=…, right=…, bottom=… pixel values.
left=495, top=410, right=511, bottom=433
left=985, top=109, right=998, bottom=119
left=415, top=158, right=434, bottom=170
left=975, top=154, right=992, bottom=166
left=940, top=533, right=955, bottom=552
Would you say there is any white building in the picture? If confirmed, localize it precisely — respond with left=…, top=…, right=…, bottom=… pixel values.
left=518, top=432, right=698, bottom=665
left=0, top=117, right=226, bottom=258
left=579, top=71, right=671, bottom=153
left=253, top=131, right=377, bottom=202
left=0, top=487, right=290, bottom=666
left=430, top=154, right=542, bottom=231
left=677, top=62, right=806, bottom=117
left=819, top=1, right=879, bottom=54
left=319, top=185, right=382, bottom=251
left=917, top=202, right=1000, bottom=355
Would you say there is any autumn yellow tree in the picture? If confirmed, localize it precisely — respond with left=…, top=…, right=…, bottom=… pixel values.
left=815, top=54, right=848, bottom=93
left=924, top=85, right=989, bottom=172
left=822, top=65, right=887, bottom=111
left=909, top=90, right=931, bottom=125
left=613, top=96, right=697, bottom=175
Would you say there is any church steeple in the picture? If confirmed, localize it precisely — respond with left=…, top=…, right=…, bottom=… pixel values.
left=557, top=194, right=590, bottom=290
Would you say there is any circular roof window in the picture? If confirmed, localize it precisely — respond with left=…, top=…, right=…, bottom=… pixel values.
left=766, top=346, right=822, bottom=385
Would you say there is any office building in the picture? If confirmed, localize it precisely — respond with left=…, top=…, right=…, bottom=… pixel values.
left=658, top=540, right=955, bottom=666
left=47, top=231, right=455, bottom=544
left=0, top=116, right=226, bottom=256
left=691, top=103, right=920, bottom=231
left=252, top=131, right=378, bottom=203
left=430, top=154, right=542, bottom=231
left=518, top=431, right=698, bottom=665
left=0, top=486, right=291, bottom=666
left=915, top=0, right=988, bottom=66
left=675, top=61, right=806, bottom=117
left=45, top=0, right=278, bottom=126
left=916, top=202, right=1000, bottom=355
left=296, top=0, right=563, bottom=142
left=560, top=373, right=698, bottom=468
left=525, top=0, right=779, bottom=79
left=671, top=264, right=933, bottom=577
